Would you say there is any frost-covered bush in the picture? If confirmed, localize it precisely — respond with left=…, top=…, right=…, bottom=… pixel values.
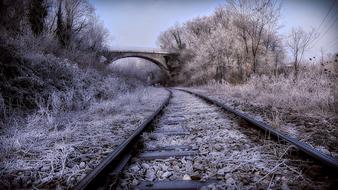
left=0, top=1, right=159, bottom=188
left=1, top=45, right=72, bottom=111
left=204, top=63, right=336, bottom=115
left=0, top=36, right=145, bottom=123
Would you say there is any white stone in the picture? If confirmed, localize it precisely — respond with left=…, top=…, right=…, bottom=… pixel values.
left=281, top=182, right=291, bottom=190
left=40, top=166, right=50, bottom=172
left=194, top=163, right=204, bottom=170
left=156, top=171, right=163, bottom=178
left=214, top=144, right=223, bottom=151
left=225, top=173, right=232, bottom=179
left=145, top=169, right=156, bottom=181
left=162, top=171, right=173, bottom=179
left=226, top=177, right=235, bottom=186
left=183, top=174, right=191, bottom=180
left=131, top=179, right=139, bottom=186
left=129, top=164, right=140, bottom=173
left=79, top=162, right=86, bottom=169
left=217, top=169, right=225, bottom=175
left=186, top=161, right=193, bottom=173
left=161, top=165, right=168, bottom=171
left=141, top=163, right=150, bottom=169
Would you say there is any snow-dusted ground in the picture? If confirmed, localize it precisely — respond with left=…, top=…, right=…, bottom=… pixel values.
left=0, top=87, right=169, bottom=189
left=118, top=90, right=336, bottom=189
left=186, top=86, right=338, bottom=159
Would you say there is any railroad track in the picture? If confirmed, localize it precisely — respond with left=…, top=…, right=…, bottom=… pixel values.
left=178, top=88, right=338, bottom=170
left=74, top=89, right=338, bottom=190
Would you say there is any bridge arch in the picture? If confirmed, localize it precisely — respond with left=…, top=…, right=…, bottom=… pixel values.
left=101, top=50, right=178, bottom=78
left=110, top=55, right=169, bottom=74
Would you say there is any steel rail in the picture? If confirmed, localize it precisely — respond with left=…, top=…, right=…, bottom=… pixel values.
left=74, top=89, right=172, bottom=190
left=177, top=88, right=338, bottom=171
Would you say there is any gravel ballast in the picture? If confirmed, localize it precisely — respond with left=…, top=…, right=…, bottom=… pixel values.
left=117, top=90, right=337, bottom=189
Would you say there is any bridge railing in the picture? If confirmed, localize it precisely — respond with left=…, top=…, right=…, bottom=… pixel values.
left=107, top=46, right=177, bottom=54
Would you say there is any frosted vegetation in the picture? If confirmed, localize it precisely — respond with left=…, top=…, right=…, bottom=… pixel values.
left=158, top=0, right=337, bottom=116
left=158, top=0, right=337, bottom=156
left=0, top=0, right=169, bottom=188
left=0, top=86, right=168, bottom=188
left=202, top=65, right=336, bottom=116
left=0, top=0, right=337, bottom=188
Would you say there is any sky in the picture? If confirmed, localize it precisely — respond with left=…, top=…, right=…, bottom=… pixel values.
left=89, top=0, right=338, bottom=58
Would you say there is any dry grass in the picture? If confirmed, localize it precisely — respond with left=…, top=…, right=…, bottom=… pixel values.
left=188, top=62, right=338, bottom=155
left=0, top=87, right=168, bottom=189
left=0, top=29, right=170, bottom=189
left=199, top=66, right=336, bottom=117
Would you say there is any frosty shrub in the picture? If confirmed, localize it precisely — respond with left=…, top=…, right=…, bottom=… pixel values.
left=0, top=34, right=146, bottom=123
left=205, top=62, right=336, bottom=115
left=0, top=1, right=163, bottom=188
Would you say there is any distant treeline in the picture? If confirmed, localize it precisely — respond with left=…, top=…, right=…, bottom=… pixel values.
left=0, top=0, right=107, bottom=52
left=158, top=0, right=337, bottom=85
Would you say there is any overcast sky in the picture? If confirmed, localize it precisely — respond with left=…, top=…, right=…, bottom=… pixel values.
left=89, top=0, right=338, bottom=58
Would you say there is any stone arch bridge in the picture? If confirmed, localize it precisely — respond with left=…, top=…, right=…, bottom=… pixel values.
left=101, top=50, right=179, bottom=76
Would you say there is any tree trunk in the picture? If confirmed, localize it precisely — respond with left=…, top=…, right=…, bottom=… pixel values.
left=294, top=55, right=299, bottom=81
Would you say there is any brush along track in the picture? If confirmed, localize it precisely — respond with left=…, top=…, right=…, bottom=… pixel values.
left=116, top=89, right=337, bottom=189
left=73, top=89, right=172, bottom=190
left=178, top=88, right=338, bottom=170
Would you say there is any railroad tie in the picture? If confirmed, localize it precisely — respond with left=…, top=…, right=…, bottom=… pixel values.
left=166, top=115, right=186, bottom=118
left=161, top=121, right=180, bottom=125
left=152, top=130, right=190, bottom=136
left=137, top=180, right=218, bottom=190
left=139, top=150, right=198, bottom=160
left=144, top=145, right=194, bottom=151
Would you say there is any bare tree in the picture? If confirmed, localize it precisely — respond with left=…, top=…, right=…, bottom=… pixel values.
left=272, top=40, right=285, bottom=76
left=56, top=0, right=66, bottom=46
left=287, top=27, right=316, bottom=80
left=78, top=16, right=108, bottom=51
left=229, top=0, right=281, bottom=74
left=212, top=6, right=230, bottom=29
left=28, top=0, right=47, bottom=36
left=158, top=24, right=185, bottom=51
left=158, top=0, right=285, bottom=84
left=49, top=0, right=106, bottom=51
left=62, top=0, right=93, bottom=46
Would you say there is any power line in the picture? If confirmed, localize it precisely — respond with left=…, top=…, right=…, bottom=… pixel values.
left=316, top=18, right=338, bottom=42
left=315, top=0, right=337, bottom=35
left=328, top=37, right=338, bottom=45
left=328, top=38, right=338, bottom=49
left=313, top=0, right=338, bottom=45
